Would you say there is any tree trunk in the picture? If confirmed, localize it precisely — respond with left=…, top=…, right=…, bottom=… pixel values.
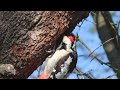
left=0, top=11, right=89, bottom=79
left=94, top=11, right=120, bottom=78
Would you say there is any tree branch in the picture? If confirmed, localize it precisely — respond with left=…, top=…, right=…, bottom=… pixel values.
left=0, top=11, right=90, bottom=79
left=93, top=11, right=120, bottom=78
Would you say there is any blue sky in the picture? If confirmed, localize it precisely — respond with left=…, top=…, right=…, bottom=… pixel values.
left=28, top=11, right=120, bottom=79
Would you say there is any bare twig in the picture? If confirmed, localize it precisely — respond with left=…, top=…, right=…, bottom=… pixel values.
left=75, top=67, right=93, bottom=79
left=78, top=36, right=120, bottom=70
left=78, top=52, right=105, bottom=58
left=88, top=38, right=115, bottom=57
left=88, top=37, right=115, bottom=68
left=77, top=36, right=110, bottom=66
left=85, top=19, right=97, bottom=25
left=102, top=74, right=117, bottom=79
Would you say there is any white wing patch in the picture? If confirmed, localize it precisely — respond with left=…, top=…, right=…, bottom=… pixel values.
left=55, top=56, right=72, bottom=79
left=44, top=49, right=71, bottom=76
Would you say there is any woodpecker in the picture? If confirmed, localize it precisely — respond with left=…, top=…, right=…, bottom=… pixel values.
left=38, top=33, right=77, bottom=79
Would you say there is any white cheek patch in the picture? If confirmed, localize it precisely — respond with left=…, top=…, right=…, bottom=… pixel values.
left=63, top=36, right=71, bottom=44
left=63, top=36, right=72, bottom=50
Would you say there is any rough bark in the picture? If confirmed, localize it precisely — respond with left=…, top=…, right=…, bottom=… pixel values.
left=0, top=11, right=89, bottom=79
left=94, top=11, right=120, bottom=78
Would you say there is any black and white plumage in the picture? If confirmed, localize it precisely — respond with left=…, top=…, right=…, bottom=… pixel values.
left=38, top=33, right=77, bottom=79
left=49, top=50, right=77, bottom=79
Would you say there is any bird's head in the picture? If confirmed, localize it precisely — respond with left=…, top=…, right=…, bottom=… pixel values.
left=62, top=34, right=75, bottom=51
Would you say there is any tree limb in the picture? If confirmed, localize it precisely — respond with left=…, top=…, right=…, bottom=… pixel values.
left=93, top=11, right=120, bottom=78
left=0, top=11, right=89, bottom=79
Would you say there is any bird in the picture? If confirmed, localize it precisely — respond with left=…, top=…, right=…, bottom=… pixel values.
left=38, top=33, right=77, bottom=79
